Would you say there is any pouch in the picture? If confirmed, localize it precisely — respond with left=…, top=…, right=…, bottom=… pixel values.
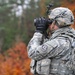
left=36, top=59, right=51, bottom=75
left=30, top=59, right=36, bottom=74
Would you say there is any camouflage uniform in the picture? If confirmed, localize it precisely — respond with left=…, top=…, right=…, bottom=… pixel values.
left=27, top=7, right=75, bottom=75
left=27, top=27, right=75, bottom=75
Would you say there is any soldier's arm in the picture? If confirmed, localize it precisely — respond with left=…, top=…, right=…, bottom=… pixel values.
left=27, top=32, right=70, bottom=60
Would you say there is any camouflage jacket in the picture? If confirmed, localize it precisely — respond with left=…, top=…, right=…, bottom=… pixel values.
left=27, top=27, right=75, bottom=75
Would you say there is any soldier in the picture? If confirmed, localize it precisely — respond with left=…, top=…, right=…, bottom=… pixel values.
left=27, top=7, right=75, bottom=75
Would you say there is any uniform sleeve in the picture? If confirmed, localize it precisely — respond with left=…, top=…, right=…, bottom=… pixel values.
left=27, top=32, right=70, bottom=60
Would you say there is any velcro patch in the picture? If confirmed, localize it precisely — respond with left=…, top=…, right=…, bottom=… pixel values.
left=42, top=44, right=48, bottom=51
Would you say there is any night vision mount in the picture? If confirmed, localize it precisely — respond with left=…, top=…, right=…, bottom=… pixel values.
left=46, top=3, right=54, bottom=15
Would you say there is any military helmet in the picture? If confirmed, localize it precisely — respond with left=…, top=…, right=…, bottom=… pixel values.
left=48, top=7, right=74, bottom=27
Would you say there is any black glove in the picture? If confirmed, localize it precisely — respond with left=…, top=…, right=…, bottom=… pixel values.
left=34, top=17, right=49, bottom=34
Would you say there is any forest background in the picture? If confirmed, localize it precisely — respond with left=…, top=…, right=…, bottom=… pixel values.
left=0, top=0, right=75, bottom=75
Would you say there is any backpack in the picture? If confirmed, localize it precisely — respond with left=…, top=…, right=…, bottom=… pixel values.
left=71, top=40, right=75, bottom=71
left=66, top=32, right=75, bottom=73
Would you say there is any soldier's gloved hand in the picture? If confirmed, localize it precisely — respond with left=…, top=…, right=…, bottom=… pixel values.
left=34, top=17, right=49, bottom=34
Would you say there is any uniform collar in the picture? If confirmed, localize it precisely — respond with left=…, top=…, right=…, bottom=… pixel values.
left=50, top=27, right=72, bottom=39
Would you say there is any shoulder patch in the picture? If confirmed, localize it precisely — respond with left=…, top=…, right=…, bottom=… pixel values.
left=42, top=44, right=48, bottom=51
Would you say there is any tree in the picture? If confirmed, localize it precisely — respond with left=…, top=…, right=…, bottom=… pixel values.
left=21, top=0, right=41, bottom=44
left=0, top=0, right=41, bottom=50
left=0, top=0, right=19, bottom=51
